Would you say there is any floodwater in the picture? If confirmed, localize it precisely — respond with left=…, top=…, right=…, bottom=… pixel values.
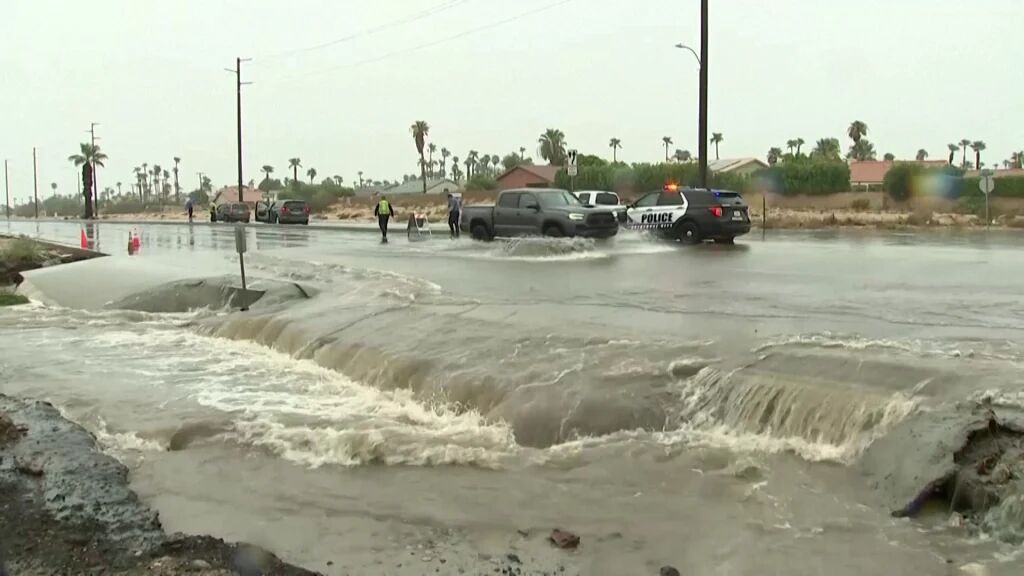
left=2, top=219, right=1024, bottom=575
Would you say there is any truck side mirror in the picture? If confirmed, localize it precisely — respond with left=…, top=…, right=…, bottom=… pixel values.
left=526, top=203, right=540, bottom=211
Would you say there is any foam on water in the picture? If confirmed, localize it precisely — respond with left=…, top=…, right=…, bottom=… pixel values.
left=757, top=331, right=1024, bottom=362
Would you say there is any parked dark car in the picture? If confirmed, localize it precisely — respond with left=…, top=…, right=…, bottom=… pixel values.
left=256, top=200, right=310, bottom=225
left=213, top=202, right=251, bottom=223
left=461, top=188, right=618, bottom=241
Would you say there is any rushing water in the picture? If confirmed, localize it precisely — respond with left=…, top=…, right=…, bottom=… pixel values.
left=2, top=221, right=1024, bottom=575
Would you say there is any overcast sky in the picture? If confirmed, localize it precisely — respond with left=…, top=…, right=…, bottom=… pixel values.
left=1, top=0, right=1021, bottom=204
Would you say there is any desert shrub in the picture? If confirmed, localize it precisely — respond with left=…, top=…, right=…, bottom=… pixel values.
left=850, top=198, right=871, bottom=211
left=1, top=238, right=43, bottom=265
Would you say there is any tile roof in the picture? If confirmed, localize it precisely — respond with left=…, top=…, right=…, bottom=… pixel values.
left=497, top=164, right=563, bottom=183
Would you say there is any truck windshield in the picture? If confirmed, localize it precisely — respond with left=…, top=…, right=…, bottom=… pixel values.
left=536, top=191, right=581, bottom=208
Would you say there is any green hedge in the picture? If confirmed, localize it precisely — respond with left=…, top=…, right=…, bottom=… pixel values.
left=755, top=161, right=850, bottom=196
left=962, top=176, right=1024, bottom=198
left=553, top=163, right=747, bottom=198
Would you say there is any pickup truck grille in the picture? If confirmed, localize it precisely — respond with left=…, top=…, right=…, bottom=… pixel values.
left=586, top=213, right=617, bottom=227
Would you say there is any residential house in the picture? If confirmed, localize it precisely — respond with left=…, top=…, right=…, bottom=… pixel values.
left=384, top=178, right=460, bottom=196
left=496, top=165, right=563, bottom=191
left=708, top=158, right=769, bottom=177
left=212, top=185, right=263, bottom=205
left=849, top=160, right=949, bottom=189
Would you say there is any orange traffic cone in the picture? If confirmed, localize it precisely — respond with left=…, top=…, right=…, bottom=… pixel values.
left=80, top=228, right=88, bottom=249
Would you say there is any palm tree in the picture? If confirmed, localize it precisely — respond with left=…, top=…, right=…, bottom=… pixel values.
left=134, top=167, right=144, bottom=201
left=673, top=149, right=692, bottom=163
left=151, top=165, right=162, bottom=204
left=141, top=163, right=149, bottom=200
left=261, top=165, right=274, bottom=184
left=883, top=153, right=895, bottom=162
left=440, top=147, right=450, bottom=177
left=795, top=138, right=805, bottom=157
left=307, top=167, right=317, bottom=184
left=947, top=143, right=959, bottom=165
left=410, top=121, right=430, bottom=193
left=767, top=147, right=783, bottom=166
left=846, top=140, right=877, bottom=161
left=172, top=156, right=181, bottom=203
left=519, top=147, right=527, bottom=162
left=812, top=138, right=841, bottom=160
left=958, top=139, right=971, bottom=168
left=1012, top=151, right=1024, bottom=170
left=68, top=143, right=107, bottom=219
left=491, top=154, right=501, bottom=174
left=609, top=138, right=622, bottom=162
left=786, top=139, right=798, bottom=155
left=538, top=129, right=568, bottom=165
left=468, top=150, right=480, bottom=178
left=357, top=171, right=364, bottom=187
left=162, top=170, right=170, bottom=202
left=50, top=182, right=57, bottom=198
left=116, top=181, right=122, bottom=197
left=288, top=158, right=302, bottom=188
left=710, top=133, right=724, bottom=160
left=971, top=141, right=986, bottom=170
left=451, top=156, right=460, bottom=181
left=916, top=149, right=928, bottom=162
left=848, top=120, right=868, bottom=144
left=427, top=143, right=437, bottom=178
left=661, top=136, right=673, bottom=162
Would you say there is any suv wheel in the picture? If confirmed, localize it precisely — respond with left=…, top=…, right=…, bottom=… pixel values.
left=543, top=224, right=565, bottom=238
left=471, top=223, right=492, bottom=241
left=675, top=221, right=701, bottom=244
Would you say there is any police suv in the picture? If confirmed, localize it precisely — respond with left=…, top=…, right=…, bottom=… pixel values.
left=621, top=185, right=751, bottom=244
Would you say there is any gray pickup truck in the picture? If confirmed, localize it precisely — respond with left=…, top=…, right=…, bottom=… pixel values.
left=461, top=188, right=618, bottom=241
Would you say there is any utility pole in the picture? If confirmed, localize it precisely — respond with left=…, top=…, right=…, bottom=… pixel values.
left=33, top=147, right=39, bottom=218
left=698, top=0, right=709, bottom=189
left=89, top=122, right=101, bottom=217
left=225, top=58, right=252, bottom=203
left=3, top=160, right=9, bottom=219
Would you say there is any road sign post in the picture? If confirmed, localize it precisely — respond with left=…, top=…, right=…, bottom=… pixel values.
left=567, top=149, right=578, bottom=193
left=979, top=172, right=995, bottom=227
left=234, top=224, right=248, bottom=304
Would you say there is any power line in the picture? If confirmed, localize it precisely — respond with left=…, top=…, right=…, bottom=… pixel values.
left=268, top=0, right=574, bottom=83
left=255, top=0, right=475, bottom=62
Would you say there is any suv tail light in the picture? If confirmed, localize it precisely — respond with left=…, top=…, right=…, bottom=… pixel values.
left=709, top=205, right=723, bottom=218
left=303, top=206, right=311, bottom=214
left=281, top=207, right=289, bottom=214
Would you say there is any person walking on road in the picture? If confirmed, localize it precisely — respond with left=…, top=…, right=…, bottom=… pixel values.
left=185, top=197, right=194, bottom=222
left=447, top=193, right=462, bottom=239
left=374, top=195, right=395, bottom=243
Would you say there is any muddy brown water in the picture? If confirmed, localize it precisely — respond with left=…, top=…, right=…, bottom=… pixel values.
left=2, top=220, right=1024, bottom=575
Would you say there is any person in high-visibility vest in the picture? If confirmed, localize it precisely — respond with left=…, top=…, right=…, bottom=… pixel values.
left=373, top=195, right=395, bottom=243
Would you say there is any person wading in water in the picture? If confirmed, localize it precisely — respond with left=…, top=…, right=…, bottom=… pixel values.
left=374, top=195, right=395, bottom=243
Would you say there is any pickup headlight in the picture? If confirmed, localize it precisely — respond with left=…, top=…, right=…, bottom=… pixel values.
left=568, top=213, right=585, bottom=221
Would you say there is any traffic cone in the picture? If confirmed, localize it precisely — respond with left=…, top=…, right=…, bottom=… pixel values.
left=80, top=228, right=88, bottom=249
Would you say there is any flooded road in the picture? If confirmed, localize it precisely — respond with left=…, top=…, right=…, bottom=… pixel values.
left=2, top=219, right=1023, bottom=575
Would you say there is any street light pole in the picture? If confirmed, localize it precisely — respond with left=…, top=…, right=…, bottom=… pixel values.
left=88, top=122, right=100, bottom=217
left=3, top=160, right=9, bottom=220
left=33, top=147, right=39, bottom=218
left=698, top=0, right=709, bottom=189
left=226, top=58, right=252, bottom=203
